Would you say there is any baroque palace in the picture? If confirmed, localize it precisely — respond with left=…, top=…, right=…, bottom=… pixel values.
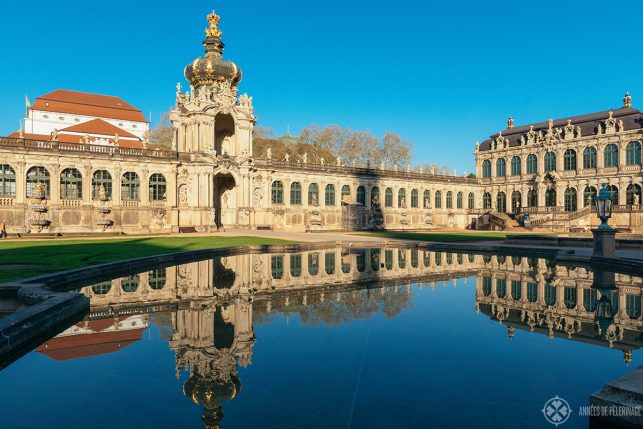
left=0, top=11, right=641, bottom=234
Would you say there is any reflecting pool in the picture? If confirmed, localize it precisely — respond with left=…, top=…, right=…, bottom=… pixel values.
left=1, top=248, right=642, bottom=428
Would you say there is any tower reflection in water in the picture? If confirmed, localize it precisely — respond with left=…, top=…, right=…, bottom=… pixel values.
left=36, top=248, right=643, bottom=428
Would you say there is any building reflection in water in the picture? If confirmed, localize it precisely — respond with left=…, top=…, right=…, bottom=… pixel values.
left=36, top=248, right=643, bottom=427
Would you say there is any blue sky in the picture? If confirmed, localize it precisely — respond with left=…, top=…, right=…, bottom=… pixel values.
left=1, top=0, right=641, bottom=172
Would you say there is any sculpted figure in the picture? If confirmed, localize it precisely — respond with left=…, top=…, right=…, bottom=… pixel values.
left=51, top=128, right=59, bottom=141
left=266, top=147, right=272, bottom=159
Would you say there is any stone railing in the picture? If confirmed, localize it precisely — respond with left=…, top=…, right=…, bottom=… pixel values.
left=121, top=201, right=140, bottom=208
left=60, top=199, right=82, bottom=208
left=150, top=200, right=167, bottom=208
left=522, top=206, right=562, bottom=214
left=0, top=198, right=15, bottom=206
left=0, top=137, right=178, bottom=160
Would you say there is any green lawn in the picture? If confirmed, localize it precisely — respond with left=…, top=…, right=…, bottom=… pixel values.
left=353, top=231, right=510, bottom=242
left=0, top=236, right=293, bottom=283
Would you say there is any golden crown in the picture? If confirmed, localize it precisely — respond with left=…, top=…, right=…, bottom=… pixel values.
left=205, top=11, right=222, bottom=37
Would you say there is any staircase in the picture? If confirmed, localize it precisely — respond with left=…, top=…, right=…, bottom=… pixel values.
left=525, top=206, right=594, bottom=230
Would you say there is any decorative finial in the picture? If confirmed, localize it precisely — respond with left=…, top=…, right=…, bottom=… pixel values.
left=508, top=325, right=515, bottom=339
left=205, top=10, right=222, bottom=38
left=624, top=91, right=632, bottom=108
left=624, top=350, right=632, bottom=366
left=507, top=116, right=514, bottom=129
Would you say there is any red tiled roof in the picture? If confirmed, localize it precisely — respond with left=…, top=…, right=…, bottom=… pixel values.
left=7, top=131, right=143, bottom=149
left=60, top=118, right=139, bottom=139
left=31, top=89, right=148, bottom=123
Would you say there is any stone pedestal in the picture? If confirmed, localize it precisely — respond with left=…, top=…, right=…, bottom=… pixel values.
left=592, top=228, right=617, bottom=257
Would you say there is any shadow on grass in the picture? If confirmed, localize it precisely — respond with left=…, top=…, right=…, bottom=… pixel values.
left=0, top=236, right=292, bottom=283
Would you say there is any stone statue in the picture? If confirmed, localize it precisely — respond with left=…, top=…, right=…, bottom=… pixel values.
left=320, top=157, right=324, bottom=165
left=336, top=157, right=341, bottom=166
left=424, top=197, right=430, bottom=209
left=221, top=134, right=232, bottom=155
left=576, top=126, right=582, bottom=138
left=283, top=154, right=290, bottom=162
left=176, top=82, right=182, bottom=93
left=475, top=141, right=480, bottom=151
left=605, top=111, right=617, bottom=133
left=253, top=187, right=263, bottom=203
left=114, top=134, right=120, bottom=145
left=266, top=147, right=272, bottom=159
left=33, top=182, right=45, bottom=199
left=51, top=128, right=59, bottom=142
left=633, top=193, right=640, bottom=206
left=302, top=153, right=308, bottom=164
left=380, top=161, right=385, bottom=170
left=527, top=126, right=536, bottom=144
left=624, top=91, right=632, bottom=108
left=618, top=119, right=625, bottom=132
left=98, top=184, right=107, bottom=201
left=311, top=193, right=319, bottom=207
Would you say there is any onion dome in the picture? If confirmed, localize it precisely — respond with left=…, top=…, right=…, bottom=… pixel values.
left=184, top=11, right=242, bottom=87
left=183, top=372, right=241, bottom=429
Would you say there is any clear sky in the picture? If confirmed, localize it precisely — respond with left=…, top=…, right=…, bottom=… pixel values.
left=1, top=0, right=641, bottom=172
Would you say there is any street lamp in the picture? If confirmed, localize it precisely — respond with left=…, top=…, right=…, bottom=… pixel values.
left=595, top=183, right=614, bottom=230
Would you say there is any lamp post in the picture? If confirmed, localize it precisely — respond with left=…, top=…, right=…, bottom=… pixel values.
left=592, top=183, right=616, bottom=257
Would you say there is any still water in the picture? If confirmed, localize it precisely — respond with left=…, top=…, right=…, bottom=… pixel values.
left=0, top=248, right=642, bottom=429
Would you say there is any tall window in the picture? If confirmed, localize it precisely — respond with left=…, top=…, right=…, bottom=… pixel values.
left=564, top=187, right=577, bottom=212
left=149, top=268, right=167, bottom=290
left=423, top=190, right=431, bottom=208
left=92, top=170, right=112, bottom=200
left=483, top=192, right=492, bottom=209
left=627, top=184, right=642, bottom=205
left=271, top=181, right=284, bottom=204
left=456, top=192, right=463, bottom=209
left=604, top=144, right=619, bottom=168
left=325, top=252, right=335, bottom=275
left=385, top=188, right=393, bottom=207
left=308, top=183, right=319, bottom=206
left=149, top=173, right=166, bottom=201
left=290, top=254, right=302, bottom=277
left=121, top=172, right=140, bottom=201
left=271, top=256, right=283, bottom=279
left=60, top=168, right=83, bottom=199
left=496, top=192, right=506, bottom=213
left=341, top=185, right=351, bottom=202
left=482, top=160, right=491, bottom=178
left=544, top=151, right=556, bottom=173
left=526, top=154, right=538, bottom=174
left=626, top=141, right=642, bottom=165
left=583, top=186, right=597, bottom=207
left=357, top=186, right=366, bottom=205
left=435, top=191, right=442, bottom=209
left=583, top=147, right=597, bottom=169
left=545, top=188, right=556, bottom=207
left=0, top=164, right=16, bottom=198
left=308, top=253, right=319, bottom=275
left=511, top=191, right=521, bottom=213
left=527, top=189, right=538, bottom=207
left=398, top=189, right=406, bottom=207
left=607, top=185, right=619, bottom=205
left=290, top=182, right=302, bottom=205
left=496, top=158, right=506, bottom=177
left=411, top=189, right=419, bottom=208
left=510, top=156, right=521, bottom=176
left=26, top=166, right=50, bottom=198
left=371, top=186, right=380, bottom=206
left=325, top=184, right=336, bottom=206
left=467, top=192, right=474, bottom=209
left=446, top=191, right=453, bottom=209
left=563, top=149, right=577, bottom=171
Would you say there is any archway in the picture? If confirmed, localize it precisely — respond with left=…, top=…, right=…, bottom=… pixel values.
left=213, top=173, right=236, bottom=229
left=215, top=113, right=235, bottom=156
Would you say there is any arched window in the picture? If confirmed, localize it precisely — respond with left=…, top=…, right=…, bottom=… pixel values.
left=583, top=147, right=597, bottom=169
left=308, top=253, right=319, bottom=276
left=604, top=144, right=619, bottom=168
left=563, top=149, right=577, bottom=171
left=121, top=172, right=140, bottom=201
left=626, top=295, right=642, bottom=319
left=496, top=158, right=506, bottom=177
left=325, top=184, right=336, bottom=206
left=564, top=187, right=577, bottom=212
left=435, top=191, right=442, bottom=209
left=149, top=268, right=166, bottom=290
left=271, top=256, right=283, bottom=279
left=341, top=185, right=351, bottom=201
left=627, top=184, right=642, bottom=205
left=149, top=173, right=166, bottom=201
left=527, top=189, right=538, bottom=208
left=0, top=164, right=16, bottom=198
left=510, top=156, right=521, bottom=176
left=483, top=192, right=492, bottom=209
left=92, top=282, right=111, bottom=295
left=583, top=186, right=597, bottom=207
left=545, top=188, right=557, bottom=207
left=526, top=154, right=538, bottom=174
left=423, top=190, right=431, bottom=208
left=467, top=192, right=475, bottom=209
left=456, top=192, right=463, bottom=209
left=385, top=188, right=393, bottom=207
left=544, top=151, right=556, bottom=173
left=496, top=192, right=507, bottom=213
left=271, top=181, right=284, bottom=204
left=357, top=186, right=366, bottom=205
left=308, top=183, right=319, bottom=206
left=121, top=275, right=140, bottom=293
left=446, top=191, right=453, bottom=209
left=626, top=141, right=641, bottom=165
left=60, top=168, right=83, bottom=199
left=607, top=185, right=619, bottom=205
left=482, top=160, right=491, bottom=178
left=290, top=182, right=302, bottom=205
left=26, top=166, right=50, bottom=198
left=371, top=186, right=380, bottom=206
left=411, top=189, right=419, bottom=208
left=511, top=191, right=521, bottom=213
left=290, top=254, right=302, bottom=277
left=398, top=189, right=406, bottom=207
left=92, top=170, right=112, bottom=200
left=325, top=252, right=335, bottom=275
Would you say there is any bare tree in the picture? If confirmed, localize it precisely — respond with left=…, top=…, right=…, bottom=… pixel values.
left=381, top=132, right=411, bottom=169
left=149, top=112, right=173, bottom=148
